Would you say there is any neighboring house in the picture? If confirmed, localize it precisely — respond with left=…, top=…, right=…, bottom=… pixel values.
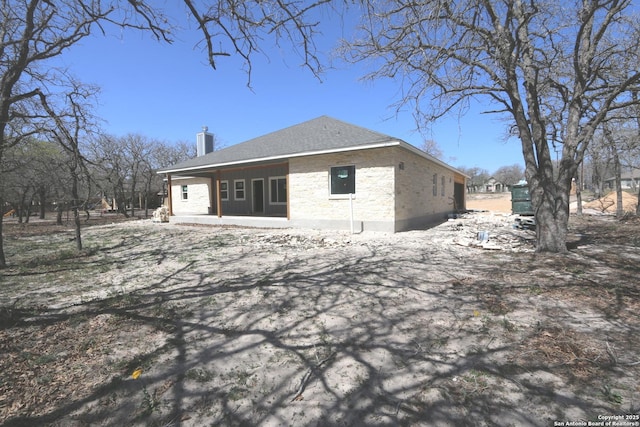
left=482, top=177, right=507, bottom=193
left=158, top=116, right=467, bottom=232
left=605, top=169, right=640, bottom=190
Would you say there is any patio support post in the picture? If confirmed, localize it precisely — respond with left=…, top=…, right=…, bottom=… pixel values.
left=167, top=173, right=173, bottom=216
left=216, top=170, right=222, bottom=218
left=209, top=176, right=215, bottom=215
left=286, top=170, right=290, bottom=220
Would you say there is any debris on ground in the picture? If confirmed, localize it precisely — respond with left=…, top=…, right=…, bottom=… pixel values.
left=514, top=216, right=536, bottom=230
left=1, top=204, right=638, bottom=426
left=432, top=212, right=536, bottom=251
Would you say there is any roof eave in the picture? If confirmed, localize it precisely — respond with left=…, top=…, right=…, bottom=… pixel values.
left=157, top=140, right=401, bottom=175
left=158, top=139, right=469, bottom=179
left=398, top=141, right=470, bottom=178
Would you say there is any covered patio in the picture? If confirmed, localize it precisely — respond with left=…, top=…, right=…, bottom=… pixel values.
left=165, top=160, right=290, bottom=220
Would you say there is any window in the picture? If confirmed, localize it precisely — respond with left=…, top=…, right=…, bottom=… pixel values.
left=441, top=175, right=445, bottom=197
left=330, top=165, right=355, bottom=195
left=220, top=181, right=229, bottom=201
left=181, top=185, right=188, bottom=200
left=234, top=180, right=245, bottom=200
left=432, top=174, right=438, bottom=196
left=270, top=177, right=287, bottom=204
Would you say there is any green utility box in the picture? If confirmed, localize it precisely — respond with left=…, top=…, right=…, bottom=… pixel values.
left=511, top=183, right=534, bottom=215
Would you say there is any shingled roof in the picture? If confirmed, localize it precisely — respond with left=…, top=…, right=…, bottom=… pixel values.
left=159, top=116, right=400, bottom=174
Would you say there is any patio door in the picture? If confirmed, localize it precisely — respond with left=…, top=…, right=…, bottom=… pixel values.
left=252, top=179, right=264, bottom=214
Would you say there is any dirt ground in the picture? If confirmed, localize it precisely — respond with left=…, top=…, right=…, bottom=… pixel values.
left=466, top=190, right=640, bottom=214
left=0, top=199, right=639, bottom=426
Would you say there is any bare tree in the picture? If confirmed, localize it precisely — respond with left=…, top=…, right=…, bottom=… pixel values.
left=38, top=83, right=98, bottom=251
left=89, top=135, right=131, bottom=218
left=633, top=91, right=640, bottom=215
left=493, top=164, right=524, bottom=189
left=0, top=0, right=333, bottom=268
left=421, top=139, right=443, bottom=159
left=1, top=139, right=67, bottom=222
left=89, top=134, right=177, bottom=219
left=0, top=0, right=169, bottom=266
left=603, top=126, right=625, bottom=217
left=585, top=134, right=612, bottom=198
left=122, top=134, right=150, bottom=218
left=456, top=166, right=490, bottom=193
left=600, top=121, right=640, bottom=216
left=345, top=0, right=640, bottom=252
left=143, top=140, right=197, bottom=216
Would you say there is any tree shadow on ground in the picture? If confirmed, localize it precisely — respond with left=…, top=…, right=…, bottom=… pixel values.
left=1, top=221, right=638, bottom=426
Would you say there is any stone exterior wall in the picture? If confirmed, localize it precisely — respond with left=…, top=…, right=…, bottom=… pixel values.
left=394, top=147, right=457, bottom=229
left=288, top=148, right=396, bottom=231
left=170, top=177, right=211, bottom=215
left=168, top=145, right=461, bottom=232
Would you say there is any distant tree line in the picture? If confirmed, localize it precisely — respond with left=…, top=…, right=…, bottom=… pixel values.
left=457, top=118, right=640, bottom=213
left=2, top=0, right=640, bottom=267
left=2, top=135, right=195, bottom=224
left=457, top=164, right=524, bottom=193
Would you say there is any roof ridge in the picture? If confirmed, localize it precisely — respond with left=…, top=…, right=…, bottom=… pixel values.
left=237, top=115, right=395, bottom=145
left=159, top=116, right=425, bottom=175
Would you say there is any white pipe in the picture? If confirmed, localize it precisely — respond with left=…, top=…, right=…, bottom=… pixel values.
left=349, top=193, right=354, bottom=234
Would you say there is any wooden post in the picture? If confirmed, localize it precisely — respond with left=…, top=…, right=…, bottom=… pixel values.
left=209, top=176, right=215, bottom=215
left=216, top=170, right=222, bottom=218
left=167, top=173, right=173, bottom=216
left=286, top=169, right=290, bottom=220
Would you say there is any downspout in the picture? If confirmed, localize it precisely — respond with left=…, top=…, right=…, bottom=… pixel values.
left=349, top=193, right=361, bottom=234
left=349, top=193, right=354, bottom=234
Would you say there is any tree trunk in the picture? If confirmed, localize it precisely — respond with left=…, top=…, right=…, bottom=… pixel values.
left=73, top=205, right=82, bottom=250
left=575, top=164, right=583, bottom=216
left=610, top=143, right=624, bottom=218
left=529, top=178, right=571, bottom=253
left=24, top=194, right=35, bottom=224
left=575, top=179, right=582, bottom=215
left=114, top=185, right=129, bottom=218
left=71, top=168, right=83, bottom=251
left=518, top=112, right=572, bottom=253
left=18, top=192, right=27, bottom=223
left=118, top=198, right=129, bottom=218
left=56, top=204, right=63, bottom=225
left=0, top=197, right=5, bottom=269
left=39, top=186, right=47, bottom=219
left=129, top=185, right=136, bottom=218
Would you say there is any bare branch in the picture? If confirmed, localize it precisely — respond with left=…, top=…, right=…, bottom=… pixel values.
left=344, top=0, right=640, bottom=252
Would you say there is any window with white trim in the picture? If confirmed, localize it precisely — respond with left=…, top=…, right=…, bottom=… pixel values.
left=269, top=176, right=287, bottom=205
left=181, top=185, right=188, bottom=200
left=234, top=180, right=245, bottom=200
left=220, top=181, right=229, bottom=201
left=330, top=165, right=355, bottom=195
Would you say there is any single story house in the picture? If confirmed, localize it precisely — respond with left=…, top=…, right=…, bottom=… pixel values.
left=158, top=116, right=467, bottom=232
left=482, top=177, right=507, bottom=193
left=605, top=170, right=640, bottom=190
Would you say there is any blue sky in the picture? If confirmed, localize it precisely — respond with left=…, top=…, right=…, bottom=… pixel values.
left=56, top=4, right=524, bottom=174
